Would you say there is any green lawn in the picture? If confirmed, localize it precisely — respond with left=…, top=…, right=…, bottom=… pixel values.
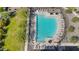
left=4, top=8, right=28, bottom=51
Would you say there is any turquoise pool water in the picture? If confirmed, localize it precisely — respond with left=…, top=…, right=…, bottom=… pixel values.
left=36, top=15, right=57, bottom=42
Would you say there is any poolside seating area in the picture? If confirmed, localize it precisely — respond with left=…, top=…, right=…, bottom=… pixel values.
left=30, top=40, right=59, bottom=50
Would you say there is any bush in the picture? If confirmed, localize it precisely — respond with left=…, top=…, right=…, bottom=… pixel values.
left=0, top=47, right=3, bottom=51
left=2, top=12, right=10, bottom=25
left=3, top=48, right=9, bottom=51
left=0, top=40, right=4, bottom=46
left=76, top=11, right=79, bottom=13
left=0, top=29, right=6, bottom=39
left=9, top=11, right=16, bottom=17
left=0, top=12, right=10, bottom=27
left=0, top=29, right=4, bottom=39
left=1, top=12, right=9, bottom=19
left=0, top=7, right=4, bottom=12
left=69, top=36, right=79, bottom=43
left=65, top=9, right=72, bottom=13
left=68, top=26, right=75, bottom=32
left=0, top=19, right=5, bottom=28
left=0, top=8, right=10, bottom=51
left=72, top=17, right=79, bottom=23
left=65, top=7, right=76, bottom=13
left=68, top=7, right=76, bottom=11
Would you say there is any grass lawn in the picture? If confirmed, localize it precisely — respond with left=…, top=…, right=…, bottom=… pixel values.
left=4, top=8, right=28, bottom=51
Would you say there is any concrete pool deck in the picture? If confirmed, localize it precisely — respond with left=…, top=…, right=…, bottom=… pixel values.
left=28, top=8, right=65, bottom=50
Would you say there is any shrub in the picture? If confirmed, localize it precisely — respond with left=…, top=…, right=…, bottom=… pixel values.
left=72, top=17, right=79, bottom=23
left=68, top=7, right=76, bottom=11
left=0, top=47, right=3, bottom=51
left=0, top=40, right=4, bottom=46
left=68, top=26, right=75, bottom=32
left=0, top=29, right=6, bottom=39
left=65, top=7, right=76, bottom=13
left=9, top=11, right=16, bottom=17
left=69, top=36, right=79, bottom=43
left=65, top=9, right=72, bottom=13
left=0, top=12, right=10, bottom=27
left=76, top=11, right=79, bottom=13
left=0, top=7, right=4, bottom=12
left=0, top=19, right=5, bottom=28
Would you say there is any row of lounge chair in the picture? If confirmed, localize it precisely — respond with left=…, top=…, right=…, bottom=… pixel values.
left=53, top=19, right=65, bottom=43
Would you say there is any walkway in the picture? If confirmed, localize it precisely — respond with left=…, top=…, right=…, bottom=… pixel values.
left=61, top=7, right=79, bottom=46
left=24, top=17, right=29, bottom=51
left=60, top=43, right=79, bottom=46
left=72, top=11, right=79, bottom=17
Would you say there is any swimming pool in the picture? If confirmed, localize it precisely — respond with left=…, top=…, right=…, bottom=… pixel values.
left=36, top=15, right=57, bottom=42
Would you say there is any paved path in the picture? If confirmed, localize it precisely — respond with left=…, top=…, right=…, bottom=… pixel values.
left=24, top=17, right=29, bottom=51
left=60, top=43, right=79, bottom=46
left=60, top=7, right=79, bottom=46
left=72, top=11, right=79, bottom=17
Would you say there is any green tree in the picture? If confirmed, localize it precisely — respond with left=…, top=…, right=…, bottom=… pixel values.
left=65, top=7, right=76, bottom=13
left=0, top=19, right=5, bottom=28
left=68, top=26, right=75, bottom=32
left=9, top=12, right=16, bottom=18
left=0, top=12, right=10, bottom=26
left=0, top=7, right=4, bottom=12
left=72, top=17, right=79, bottom=23
left=69, top=36, right=79, bottom=43
left=76, top=11, right=79, bottom=13
left=0, top=29, right=6, bottom=39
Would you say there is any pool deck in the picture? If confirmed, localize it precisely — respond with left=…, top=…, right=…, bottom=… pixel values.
left=26, top=7, right=79, bottom=51
left=28, top=7, right=65, bottom=50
